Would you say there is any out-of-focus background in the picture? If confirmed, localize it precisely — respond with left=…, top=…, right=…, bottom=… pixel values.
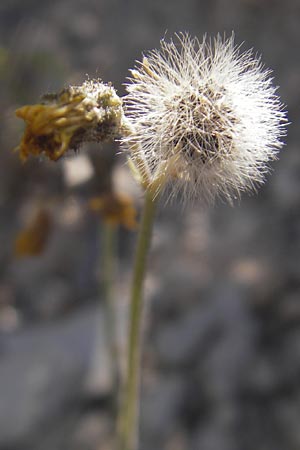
left=0, top=0, right=299, bottom=449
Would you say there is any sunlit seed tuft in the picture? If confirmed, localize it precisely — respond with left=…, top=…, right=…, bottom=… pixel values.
left=122, top=33, right=288, bottom=204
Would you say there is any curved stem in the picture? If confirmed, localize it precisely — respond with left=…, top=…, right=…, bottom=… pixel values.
left=118, top=190, right=157, bottom=450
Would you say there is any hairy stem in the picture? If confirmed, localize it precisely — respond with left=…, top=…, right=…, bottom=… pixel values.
left=118, top=190, right=157, bottom=450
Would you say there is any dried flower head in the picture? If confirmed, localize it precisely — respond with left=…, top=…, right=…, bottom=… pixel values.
left=16, top=80, right=123, bottom=161
left=122, top=34, right=287, bottom=204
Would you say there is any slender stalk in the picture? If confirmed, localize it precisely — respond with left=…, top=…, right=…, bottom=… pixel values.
left=102, top=222, right=120, bottom=406
left=118, top=190, right=157, bottom=450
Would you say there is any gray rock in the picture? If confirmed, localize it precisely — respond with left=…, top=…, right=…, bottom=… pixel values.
left=155, top=302, right=216, bottom=367
left=0, top=306, right=108, bottom=448
left=140, top=375, right=186, bottom=449
left=30, top=277, right=74, bottom=319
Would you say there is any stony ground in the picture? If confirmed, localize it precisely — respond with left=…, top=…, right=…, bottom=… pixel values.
left=0, top=0, right=300, bottom=449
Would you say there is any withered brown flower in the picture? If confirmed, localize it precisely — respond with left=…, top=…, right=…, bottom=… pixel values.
left=16, top=80, right=123, bottom=161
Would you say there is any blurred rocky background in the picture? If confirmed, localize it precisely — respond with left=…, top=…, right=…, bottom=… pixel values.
left=0, top=0, right=299, bottom=449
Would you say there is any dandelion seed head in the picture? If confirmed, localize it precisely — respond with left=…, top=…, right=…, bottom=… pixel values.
left=122, top=33, right=287, bottom=204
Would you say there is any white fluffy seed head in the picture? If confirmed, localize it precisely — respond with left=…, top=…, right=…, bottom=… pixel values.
left=122, top=33, right=287, bottom=205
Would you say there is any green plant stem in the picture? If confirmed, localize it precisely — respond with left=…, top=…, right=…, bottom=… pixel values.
left=102, top=222, right=119, bottom=406
left=118, top=190, right=157, bottom=450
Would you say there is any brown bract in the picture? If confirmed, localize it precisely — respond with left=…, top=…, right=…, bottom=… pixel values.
left=15, top=81, right=123, bottom=161
left=89, top=192, right=138, bottom=230
left=14, top=209, right=52, bottom=257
